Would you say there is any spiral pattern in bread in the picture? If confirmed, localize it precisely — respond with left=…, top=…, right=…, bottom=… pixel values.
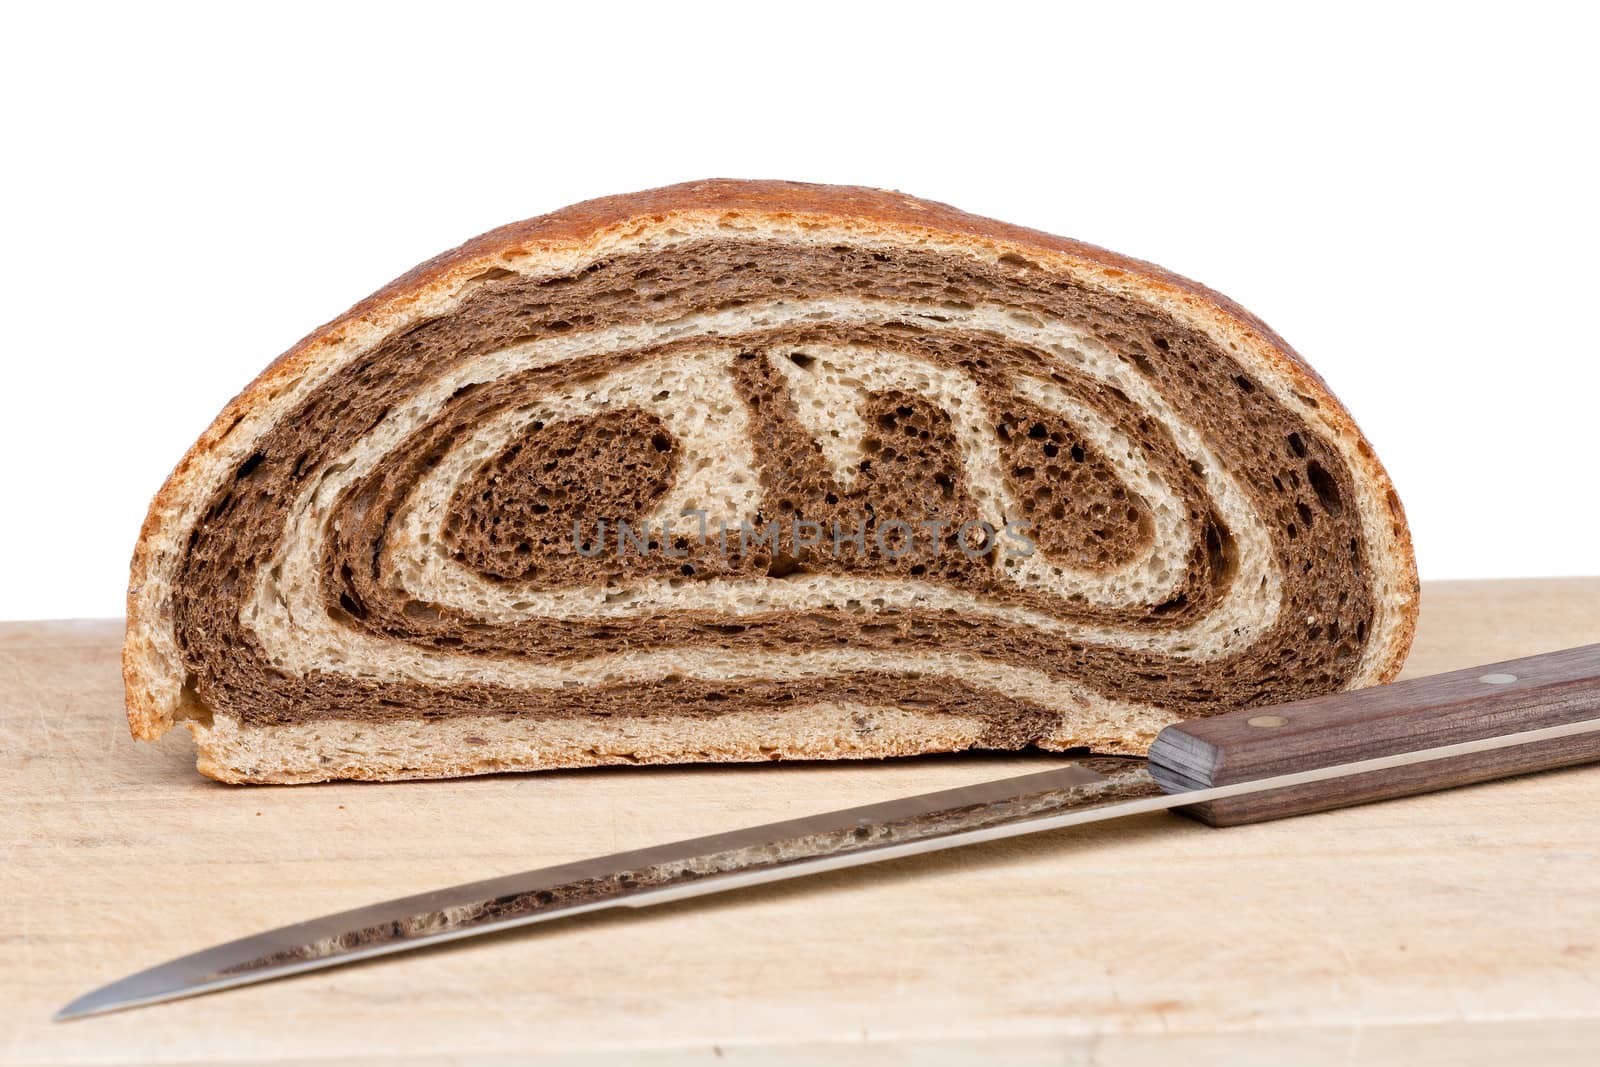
left=124, top=180, right=1418, bottom=782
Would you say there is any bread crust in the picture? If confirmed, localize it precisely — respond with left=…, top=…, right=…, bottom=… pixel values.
left=124, top=179, right=1419, bottom=755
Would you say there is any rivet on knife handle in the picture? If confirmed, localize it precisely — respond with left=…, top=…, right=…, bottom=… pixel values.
left=1147, top=643, right=1600, bottom=827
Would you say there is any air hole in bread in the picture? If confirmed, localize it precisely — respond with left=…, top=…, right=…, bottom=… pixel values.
left=1307, top=461, right=1344, bottom=516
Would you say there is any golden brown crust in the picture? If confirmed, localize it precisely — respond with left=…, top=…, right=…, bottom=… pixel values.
left=124, top=178, right=1419, bottom=753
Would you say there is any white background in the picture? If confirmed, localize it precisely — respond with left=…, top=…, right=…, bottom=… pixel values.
left=2, top=2, right=1596, bottom=620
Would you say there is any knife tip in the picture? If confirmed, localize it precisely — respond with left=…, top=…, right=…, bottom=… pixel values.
left=54, top=982, right=149, bottom=1022
left=53, top=997, right=103, bottom=1023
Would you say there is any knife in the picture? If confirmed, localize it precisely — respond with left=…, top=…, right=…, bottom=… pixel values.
left=58, top=643, right=1600, bottom=1020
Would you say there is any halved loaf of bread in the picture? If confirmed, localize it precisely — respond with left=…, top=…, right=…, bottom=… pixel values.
left=125, top=179, right=1418, bottom=783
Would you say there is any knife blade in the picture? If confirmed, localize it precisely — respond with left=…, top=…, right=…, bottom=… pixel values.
left=58, top=643, right=1600, bottom=1020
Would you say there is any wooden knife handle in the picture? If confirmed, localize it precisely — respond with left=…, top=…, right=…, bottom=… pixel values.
left=1146, top=644, right=1600, bottom=827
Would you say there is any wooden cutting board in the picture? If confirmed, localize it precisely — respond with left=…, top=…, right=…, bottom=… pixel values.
left=4, top=578, right=1599, bottom=1065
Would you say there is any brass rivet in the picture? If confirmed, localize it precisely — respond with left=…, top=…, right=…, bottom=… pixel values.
left=1248, top=714, right=1289, bottom=728
left=1479, top=673, right=1518, bottom=685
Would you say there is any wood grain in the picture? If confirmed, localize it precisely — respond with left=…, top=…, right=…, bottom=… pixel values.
left=3, top=579, right=1600, bottom=1065
left=1150, top=643, right=1600, bottom=825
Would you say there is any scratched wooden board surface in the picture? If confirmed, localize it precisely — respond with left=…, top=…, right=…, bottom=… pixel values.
left=3, top=578, right=1599, bottom=1066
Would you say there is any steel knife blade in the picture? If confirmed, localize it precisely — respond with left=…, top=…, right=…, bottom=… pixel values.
left=58, top=643, right=1600, bottom=1020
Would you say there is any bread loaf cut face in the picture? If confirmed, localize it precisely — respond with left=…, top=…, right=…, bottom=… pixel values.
left=124, top=179, right=1418, bottom=783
